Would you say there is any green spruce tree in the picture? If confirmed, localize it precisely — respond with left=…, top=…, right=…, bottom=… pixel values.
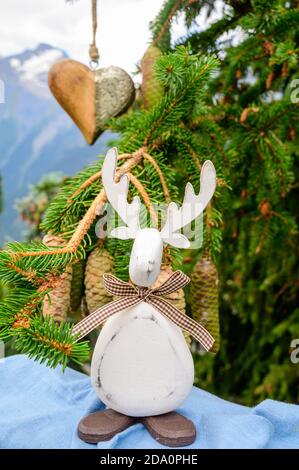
left=151, top=0, right=299, bottom=404
left=0, top=0, right=298, bottom=405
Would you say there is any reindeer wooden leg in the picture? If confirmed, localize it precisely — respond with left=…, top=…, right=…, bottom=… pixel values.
left=78, top=409, right=136, bottom=443
left=78, top=409, right=195, bottom=446
left=142, top=412, right=196, bottom=447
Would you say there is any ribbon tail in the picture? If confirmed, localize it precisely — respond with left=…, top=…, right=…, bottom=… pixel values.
left=148, top=296, right=215, bottom=352
left=72, top=297, right=140, bottom=341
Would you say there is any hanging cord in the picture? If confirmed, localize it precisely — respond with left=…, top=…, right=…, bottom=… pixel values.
left=89, top=0, right=99, bottom=69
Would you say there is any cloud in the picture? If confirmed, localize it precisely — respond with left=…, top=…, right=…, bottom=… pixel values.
left=0, top=0, right=163, bottom=73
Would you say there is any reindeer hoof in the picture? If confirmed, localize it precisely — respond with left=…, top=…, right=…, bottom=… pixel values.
left=78, top=409, right=136, bottom=443
left=142, top=411, right=196, bottom=447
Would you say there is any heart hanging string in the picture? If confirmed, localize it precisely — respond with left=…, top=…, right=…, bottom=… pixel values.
left=48, top=0, right=135, bottom=145
left=89, top=0, right=100, bottom=69
left=72, top=271, right=215, bottom=352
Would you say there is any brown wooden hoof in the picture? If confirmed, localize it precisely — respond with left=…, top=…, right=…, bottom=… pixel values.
left=78, top=409, right=136, bottom=443
left=142, top=411, right=196, bottom=447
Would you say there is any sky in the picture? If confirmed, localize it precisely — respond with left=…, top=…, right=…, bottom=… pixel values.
left=0, top=0, right=167, bottom=74
left=0, top=0, right=226, bottom=75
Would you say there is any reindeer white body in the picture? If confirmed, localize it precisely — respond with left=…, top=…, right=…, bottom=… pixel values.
left=91, top=148, right=216, bottom=417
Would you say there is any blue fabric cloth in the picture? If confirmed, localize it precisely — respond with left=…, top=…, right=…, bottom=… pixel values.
left=0, top=355, right=298, bottom=449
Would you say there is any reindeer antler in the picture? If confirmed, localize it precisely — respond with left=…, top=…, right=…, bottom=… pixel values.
left=102, top=148, right=141, bottom=240
left=160, top=161, right=216, bottom=248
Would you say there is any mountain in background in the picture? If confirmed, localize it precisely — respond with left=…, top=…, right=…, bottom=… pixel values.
left=0, top=43, right=111, bottom=244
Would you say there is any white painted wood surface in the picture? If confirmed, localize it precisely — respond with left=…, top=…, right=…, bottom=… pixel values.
left=91, top=302, right=194, bottom=417
left=129, top=228, right=163, bottom=287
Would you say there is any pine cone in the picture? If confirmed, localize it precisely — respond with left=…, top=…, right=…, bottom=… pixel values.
left=42, top=234, right=66, bottom=247
left=84, top=246, right=114, bottom=314
left=70, top=260, right=85, bottom=316
left=152, top=265, right=191, bottom=345
left=190, top=256, right=220, bottom=353
left=42, top=234, right=72, bottom=323
left=141, top=45, right=163, bottom=109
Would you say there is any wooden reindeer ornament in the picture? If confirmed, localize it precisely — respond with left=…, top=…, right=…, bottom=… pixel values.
left=75, top=148, right=217, bottom=447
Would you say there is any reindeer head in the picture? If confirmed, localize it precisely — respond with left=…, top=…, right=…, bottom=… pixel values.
left=102, top=148, right=216, bottom=287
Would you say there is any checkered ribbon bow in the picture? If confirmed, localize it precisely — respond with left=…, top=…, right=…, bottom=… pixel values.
left=72, top=270, right=215, bottom=351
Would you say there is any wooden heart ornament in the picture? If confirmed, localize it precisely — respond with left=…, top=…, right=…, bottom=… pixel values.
left=48, top=59, right=135, bottom=145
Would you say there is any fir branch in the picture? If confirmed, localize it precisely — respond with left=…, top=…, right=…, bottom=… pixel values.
left=0, top=289, right=34, bottom=334
left=13, top=316, right=90, bottom=370
left=0, top=287, right=89, bottom=369
left=143, top=152, right=171, bottom=203
left=128, top=173, right=158, bottom=225
left=150, top=0, right=183, bottom=51
left=66, top=154, right=132, bottom=203
left=41, top=159, right=104, bottom=236
left=12, top=149, right=146, bottom=263
left=0, top=242, right=75, bottom=286
left=105, top=237, right=132, bottom=281
left=178, top=13, right=238, bottom=53
left=110, top=48, right=219, bottom=153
